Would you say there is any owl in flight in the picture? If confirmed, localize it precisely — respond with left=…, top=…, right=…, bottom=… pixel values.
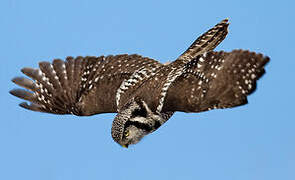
left=10, top=19, right=269, bottom=148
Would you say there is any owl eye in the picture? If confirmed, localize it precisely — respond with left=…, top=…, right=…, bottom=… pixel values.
left=124, top=131, right=129, bottom=137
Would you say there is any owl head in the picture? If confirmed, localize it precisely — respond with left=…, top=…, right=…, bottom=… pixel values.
left=111, top=97, right=163, bottom=148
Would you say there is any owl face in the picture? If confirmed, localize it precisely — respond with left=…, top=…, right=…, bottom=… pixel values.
left=10, top=19, right=270, bottom=148
left=111, top=97, right=163, bottom=148
left=120, top=123, right=149, bottom=148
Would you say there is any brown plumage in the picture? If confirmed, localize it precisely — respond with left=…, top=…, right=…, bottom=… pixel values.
left=10, top=19, right=269, bottom=147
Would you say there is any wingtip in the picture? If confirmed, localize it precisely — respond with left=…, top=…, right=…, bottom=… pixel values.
left=19, top=102, right=46, bottom=113
left=216, top=18, right=230, bottom=28
left=11, top=77, right=18, bottom=83
left=21, top=67, right=36, bottom=77
left=21, top=67, right=30, bottom=74
left=19, top=102, right=29, bottom=109
left=9, top=89, right=22, bottom=97
left=265, top=55, right=270, bottom=62
left=11, top=76, right=25, bottom=84
left=9, top=89, right=16, bottom=96
left=11, top=76, right=38, bottom=91
left=221, top=18, right=230, bottom=24
left=262, top=55, right=270, bottom=67
left=9, top=88, right=35, bottom=101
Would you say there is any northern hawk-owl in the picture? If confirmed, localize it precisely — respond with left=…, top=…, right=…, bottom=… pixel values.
left=10, top=19, right=269, bottom=148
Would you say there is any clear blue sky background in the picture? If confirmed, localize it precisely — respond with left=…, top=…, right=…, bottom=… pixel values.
left=1, top=0, right=294, bottom=180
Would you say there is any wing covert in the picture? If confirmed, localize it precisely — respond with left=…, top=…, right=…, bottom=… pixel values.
left=177, top=18, right=229, bottom=63
left=10, top=54, right=162, bottom=116
left=162, top=50, right=269, bottom=112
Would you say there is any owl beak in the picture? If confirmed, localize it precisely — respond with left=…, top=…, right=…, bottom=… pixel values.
left=122, top=144, right=129, bottom=148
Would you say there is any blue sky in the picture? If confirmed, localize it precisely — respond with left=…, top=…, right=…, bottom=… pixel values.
left=1, top=0, right=294, bottom=179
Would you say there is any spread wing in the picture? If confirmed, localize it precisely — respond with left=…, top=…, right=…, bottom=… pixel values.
left=177, top=18, right=229, bottom=63
left=10, top=54, right=162, bottom=116
left=162, top=50, right=269, bottom=112
left=120, top=19, right=230, bottom=113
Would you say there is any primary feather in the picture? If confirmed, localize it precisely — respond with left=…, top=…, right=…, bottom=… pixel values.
left=10, top=19, right=269, bottom=147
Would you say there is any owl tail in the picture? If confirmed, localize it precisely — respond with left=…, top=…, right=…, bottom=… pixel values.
left=10, top=57, right=100, bottom=114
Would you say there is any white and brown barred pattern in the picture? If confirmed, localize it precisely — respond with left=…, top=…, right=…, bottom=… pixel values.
left=10, top=54, right=162, bottom=115
left=9, top=18, right=270, bottom=148
left=150, top=18, right=230, bottom=112
left=115, top=63, right=162, bottom=111
left=178, top=18, right=229, bottom=62
left=10, top=18, right=269, bottom=119
left=120, top=50, right=268, bottom=114
left=162, top=50, right=269, bottom=112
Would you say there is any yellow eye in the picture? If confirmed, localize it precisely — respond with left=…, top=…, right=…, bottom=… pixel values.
left=124, top=131, right=129, bottom=137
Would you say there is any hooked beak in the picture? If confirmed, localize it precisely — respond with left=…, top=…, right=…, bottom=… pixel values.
left=122, top=144, right=129, bottom=148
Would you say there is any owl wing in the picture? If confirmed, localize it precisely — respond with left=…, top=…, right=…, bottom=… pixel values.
left=10, top=54, right=163, bottom=116
left=162, top=50, right=269, bottom=112
left=177, top=18, right=229, bottom=63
